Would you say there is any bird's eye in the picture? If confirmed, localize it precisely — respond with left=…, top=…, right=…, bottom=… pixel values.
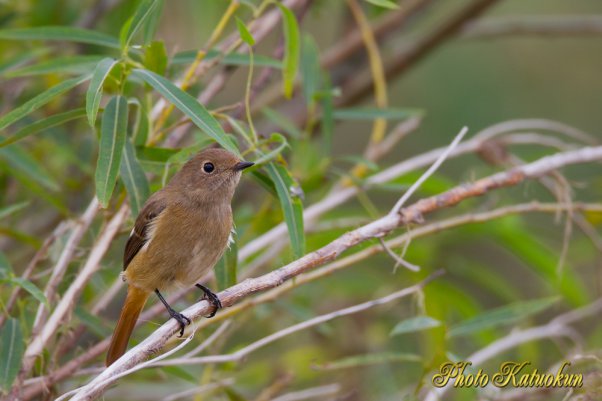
left=203, top=162, right=215, bottom=173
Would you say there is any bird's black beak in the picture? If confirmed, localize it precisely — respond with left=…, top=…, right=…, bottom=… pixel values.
left=233, top=161, right=254, bottom=171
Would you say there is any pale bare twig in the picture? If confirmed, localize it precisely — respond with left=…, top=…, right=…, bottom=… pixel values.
left=378, top=238, right=420, bottom=272
left=390, top=126, right=468, bottom=214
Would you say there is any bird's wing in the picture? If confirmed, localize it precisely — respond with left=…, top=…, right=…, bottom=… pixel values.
left=123, top=197, right=166, bottom=270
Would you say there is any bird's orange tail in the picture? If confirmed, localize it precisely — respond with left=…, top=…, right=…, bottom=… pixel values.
left=106, top=286, right=149, bottom=366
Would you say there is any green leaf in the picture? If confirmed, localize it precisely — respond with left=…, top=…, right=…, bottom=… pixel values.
left=0, top=146, right=59, bottom=191
left=253, top=133, right=289, bottom=165
left=235, top=17, right=255, bottom=46
left=172, top=50, right=281, bottom=68
left=135, top=146, right=178, bottom=163
left=86, top=58, right=119, bottom=127
left=0, top=26, right=120, bottom=48
left=448, top=297, right=560, bottom=338
left=390, top=316, right=441, bottom=336
left=265, top=163, right=305, bottom=259
left=315, top=352, right=422, bottom=371
left=277, top=4, right=300, bottom=98
left=215, top=234, right=238, bottom=291
left=132, top=68, right=238, bottom=154
left=261, top=108, right=302, bottom=139
left=0, top=74, right=90, bottom=131
left=333, top=107, right=422, bottom=121
left=301, top=34, right=320, bottom=106
left=4, top=55, right=105, bottom=78
left=120, top=140, right=150, bottom=216
left=365, top=0, right=400, bottom=9
left=95, top=96, right=129, bottom=208
left=10, top=277, right=49, bottom=308
left=0, top=319, right=24, bottom=393
left=0, top=252, right=13, bottom=278
left=143, top=40, right=167, bottom=75
left=122, top=0, right=162, bottom=49
left=0, top=201, right=29, bottom=219
left=0, top=108, right=86, bottom=148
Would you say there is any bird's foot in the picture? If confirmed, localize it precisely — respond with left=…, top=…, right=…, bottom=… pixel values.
left=195, top=283, right=222, bottom=318
left=169, top=309, right=191, bottom=337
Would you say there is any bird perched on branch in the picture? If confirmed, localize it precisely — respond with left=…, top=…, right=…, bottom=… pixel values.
left=106, top=148, right=254, bottom=366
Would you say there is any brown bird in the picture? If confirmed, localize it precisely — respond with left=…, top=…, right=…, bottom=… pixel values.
left=106, top=148, right=253, bottom=366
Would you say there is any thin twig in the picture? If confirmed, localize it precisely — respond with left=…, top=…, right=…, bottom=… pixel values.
left=390, top=126, right=468, bottom=214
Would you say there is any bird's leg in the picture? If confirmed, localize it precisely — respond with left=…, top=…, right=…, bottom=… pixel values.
left=195, top=283, right=222, bottom=318
left=155, top=289, right=190, bottom=337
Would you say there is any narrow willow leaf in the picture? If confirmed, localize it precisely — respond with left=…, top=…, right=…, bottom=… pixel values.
left=0, top=108, right=86, bottom=148
left=253, top=133, right=289, bottom=165
left=315, top=352, right=422, bottom=371
left=120, top=140, right=150, bottom=216
left=0, top=319, right=24, bottom=393
left=95, top=96, right=129, bottom=208
left=4, top=55, right=104, bottom=77
left=448, top=297, right=560, bottom=338
left=365, top=0, right=399, bottom=9
left=301, top=34, right=320, bottom=106
left=143, top=41, right=167, bottom=75
left=86, top=58, right=119, bottom=127
left=235, top=17, right=255, bottom=46
left=122, top=0, right=161, bottom=49
left=172, top=50, right=281, bottom=68
left=0, top=146, right=59, bottom=190
left=10, top=277, right=49, bottom=308
left=0, top=26, right=120, bottom=48
left=277, top=4, right=300, bottom=98
left=0, top=74, right=90, bottom=131
left=265, top=163, right=305, bottom=258
left=0, top=201, right=29, bottom=219
left=390, top=316, right=441, bottom=336
left=333, top=107, right=422, bottom=121
left=132, top=69, right=238, bottom=154
left=143, top=0, right=164, bottom=43
left=215, top=234, right=238, bottom=291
